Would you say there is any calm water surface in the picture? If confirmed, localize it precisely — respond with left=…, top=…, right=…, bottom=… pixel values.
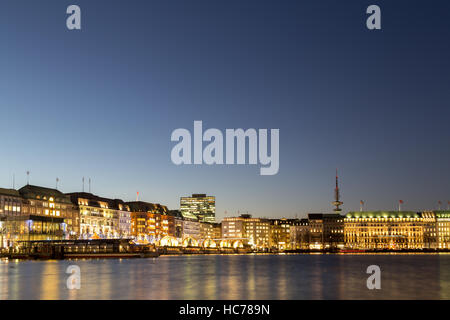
left=1, top=254, right=450, bottom=299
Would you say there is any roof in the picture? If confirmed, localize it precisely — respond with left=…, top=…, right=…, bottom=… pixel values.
left=19, top=185, right=72, bottom=204
left=308, top=213, right=345, bottom=220
left=433, top=211, right=450, bottom=218
left=0, top=188, right=21, bottom=197
left=67, top=192, right=127, bottom=210
left=346, top=211, right=420, bottom=219
left=126, top=201, right=168, bottom=214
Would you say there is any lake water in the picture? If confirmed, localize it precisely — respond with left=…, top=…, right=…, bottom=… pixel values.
left=1, top=254, right=450, bottom=299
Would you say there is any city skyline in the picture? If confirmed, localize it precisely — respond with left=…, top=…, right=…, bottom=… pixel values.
left=1, top=1, right=450, bottom=220
left=0, top=172, right=448, bottom=221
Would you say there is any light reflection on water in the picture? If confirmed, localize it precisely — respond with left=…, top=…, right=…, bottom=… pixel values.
left=1, top=254, right=449, bottom=300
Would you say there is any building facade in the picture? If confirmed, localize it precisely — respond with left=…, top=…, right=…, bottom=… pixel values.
left=127, top=201, right=173, bottom=243
left=222, top=214, right=270, bottom=249
left=180, top=194, right=216, bottom=223
left=269, top=218, right=300, bottom=250
left=289, top=219, right=310, bottom=250
left=19, top=185, right=79, bottom=239
left=344, top=211, right=423, bottom=250
left=67, top=192, right=128, bottom=239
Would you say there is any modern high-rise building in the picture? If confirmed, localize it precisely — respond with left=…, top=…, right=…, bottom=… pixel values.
left=180, top=194, right=215, bottom=223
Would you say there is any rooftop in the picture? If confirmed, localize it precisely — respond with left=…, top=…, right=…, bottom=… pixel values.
left=0, top=188, right=21, bottom=197
left=19, top=185, right=72, bottom=204
left=346, top=211, right=420, bottom=219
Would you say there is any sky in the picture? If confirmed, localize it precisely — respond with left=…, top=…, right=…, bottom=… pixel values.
left=0, top=0, right=449, bottom=220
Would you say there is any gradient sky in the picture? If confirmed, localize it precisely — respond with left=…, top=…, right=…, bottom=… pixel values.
left=1, top=0, right=450, bottom=220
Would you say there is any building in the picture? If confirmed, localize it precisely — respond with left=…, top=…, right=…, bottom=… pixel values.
left=289, top=219, right=310, bottom=250
left=180, top=211, right=201, bottom=246
left=180, top=194, right=215, bottom=223
left=308, top=213, right=345, bottom=249
left=200, top=222, right=221, bottom=240
left=421, top=211, right=438, bottom=249
left=1, top=185, right=79, bottom=246
left=19, top=185, right=79, bottom=239
left=127, top=201, right=173, bottom=243
left=222, top=214, right=270, bottom=249
left=115, top=200, right=132, bottom=238
left=421, top=210, right=450, bottom=249
left=0, top=188, right=23, bottom=219
left=269, top=218, right=300, bottom=250
left=67, top=192, right=127, bottom=239
left=169, top=210, right=184, bottom=239
left=1, top=188, right=27, bottom=247
left=344, top=211, right=423, bottom=250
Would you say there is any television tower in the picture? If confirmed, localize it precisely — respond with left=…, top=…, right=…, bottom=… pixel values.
left=332, top=168, right=343, bottom=213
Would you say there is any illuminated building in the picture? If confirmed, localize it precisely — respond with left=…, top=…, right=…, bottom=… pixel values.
left=0, top=188, right=23, bottom=219
left=116, top=200, right=132, bottom=238
left=200, top=222, right=219, bottom=239
left=308, top=214, right=345, bottom=249
left=222, top=214, right=270, bottom=248
left=269, top=218, right=300, bottom=250
left=344, top=211, right=424, bottom=250
left=127, top=201, right=173, bottom=243
left=19, top=185, right=79, bottom=238
left=433, top=211, right=450, bottom=249
left=0, top=187, right=74, bottom=246
left=67, top=192, right=126, bottom=239
left=289, top=219, right=310, bottom=250
left=422, top=210, right=450, bottom=249
left=180, top=211, right=201, bottom=245
left=421, top=211, right=438, bottom=249
left=180, top=194, right=215, bottom=223
left=169, top=210, right=184, bottom=239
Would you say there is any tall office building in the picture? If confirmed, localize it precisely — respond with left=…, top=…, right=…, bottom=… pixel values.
left=180, top=194, right=215, bottom=223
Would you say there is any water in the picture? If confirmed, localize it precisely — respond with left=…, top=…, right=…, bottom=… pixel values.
left=1, top=254, right=450, bottom=299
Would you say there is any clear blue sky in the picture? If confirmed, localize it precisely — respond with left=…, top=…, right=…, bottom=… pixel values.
left=1, top=0, right=449, bottom=220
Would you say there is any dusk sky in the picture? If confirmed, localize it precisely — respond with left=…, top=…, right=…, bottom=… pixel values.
left=1, top=0, right=449, bottom=220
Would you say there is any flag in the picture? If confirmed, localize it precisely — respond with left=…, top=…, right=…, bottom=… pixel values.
left=399, top=200, right=404, bottom=204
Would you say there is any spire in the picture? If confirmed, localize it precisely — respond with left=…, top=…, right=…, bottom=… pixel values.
left=332, top=168, right=343, bottom=213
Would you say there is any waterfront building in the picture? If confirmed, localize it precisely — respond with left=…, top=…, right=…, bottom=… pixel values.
left=433, top=211, right=450, bottom=249
left=0, top=188, right=23, bottom=219
left=181, top=211, right=201, bottom=246
left=180, top=194, right=215, bottom=223
left=0, top=188, right=25, bottom=247
left=169, top=210, right=184, bottom=239
left=421, top=210, right=450, bottom=249
left=222, top=214, right=270, bottom=248
left=1, top=186, right=78, bottom=246
left=421, top=211, right=438, bottom=249
left=127, top=201, right=173, bottom=243
left=67, top=192, right=124, bottom=239
left=115, top=200, right=132, bottom=238
left=269, top=218, right=300, bottom=250
left=289, top=219, right=310, bottom=250
left=308, top=213, right=345, bottom=249
left=200, top=222, right=221, bottom=238
left=19, top=185, right=79, bottom=239
left=344, top=211, right=423, bottom=250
